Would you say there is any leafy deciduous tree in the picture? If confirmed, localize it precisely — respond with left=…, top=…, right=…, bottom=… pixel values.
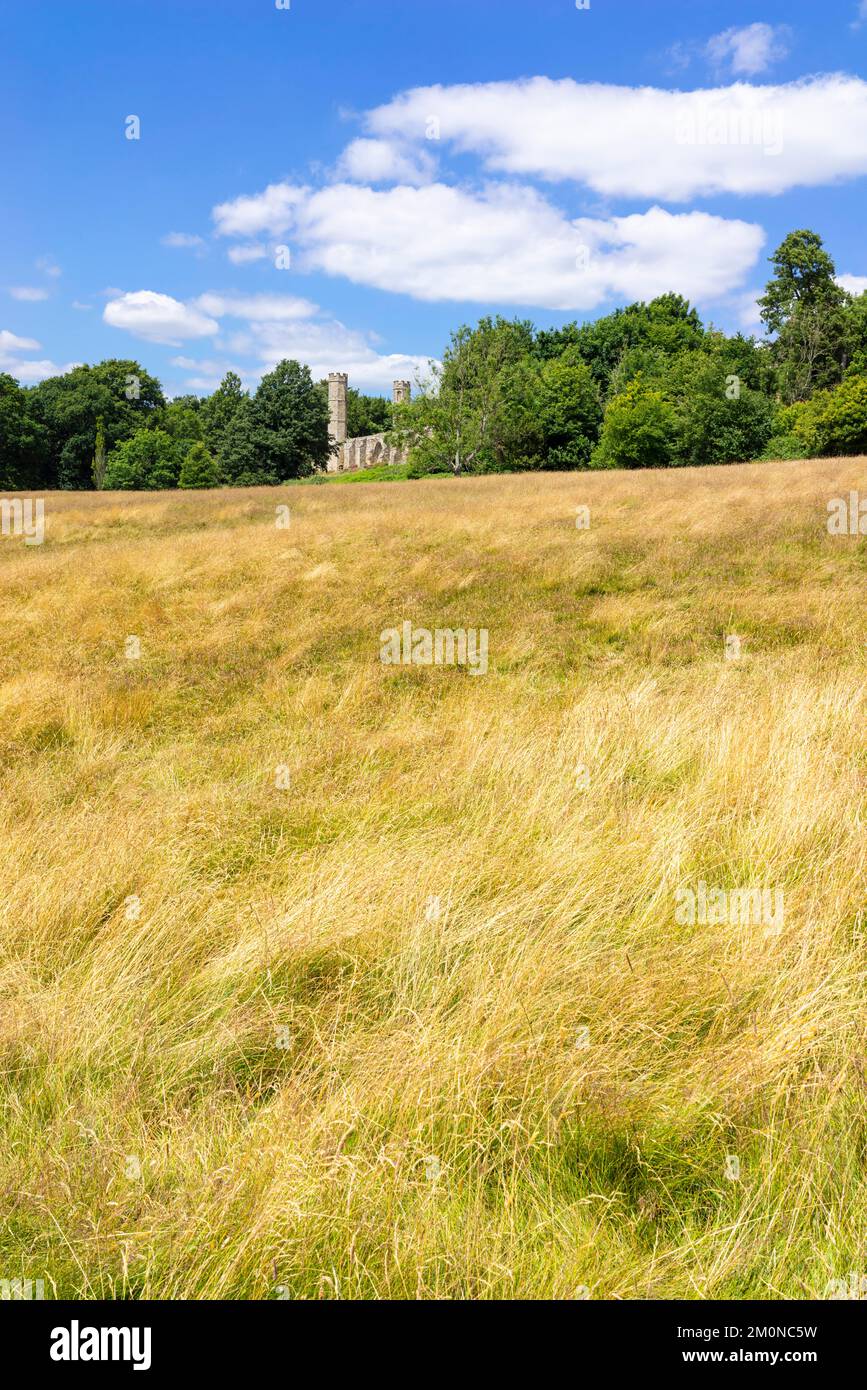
left=179, top=441, right=221, bottom=489
left=592, top=377, right=679, bottom=470
left=104, top=429, right=180, bottom=490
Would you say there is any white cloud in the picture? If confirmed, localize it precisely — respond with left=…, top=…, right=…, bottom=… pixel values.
left=71, top=301, right=92, bottom=311
left=0, top=329, right=76, bottom=383
left=837, top=273, right=867, bottom=296
left=0, top=328, right=40, bottom=357
left=227, top=243, right=269, bottom=265
left=852, top=2, right=867, bottom=31
left=728, top=289, right=765, bottom=331
left=212, top=179, right=763, bottom=311
left=35, top=256, right=62, bottom=278
left=9, top=286, right=50, bottom=301
left=234, top=313, right=434, bottom=392
left=161, top=231, right=206, bottom=249
left=173, top=326, right=433, bottom=396
left=335, top=137, right=436, bottom=185
left=10, top=358, right=77, bottom=383
left=212, top=182, right=308, bottom=238
left=103, top=290, right=219, bottom=345
left=705, top=24, right=791, bottom=77
left=101, top=286, right=429, bottom=396
left=361, top=74, right=867, bottom=200
left=168, top=356, right=259, bottom=392
left=193, top=291, right=319, bottom=321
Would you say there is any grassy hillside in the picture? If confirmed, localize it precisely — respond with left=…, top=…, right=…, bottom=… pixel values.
left=1, top=459, right=866, bottom=1300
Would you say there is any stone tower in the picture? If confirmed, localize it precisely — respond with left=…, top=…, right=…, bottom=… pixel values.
left=327, top=372, right=348, bottom=444
left=392, top=379, right=411, bottom=406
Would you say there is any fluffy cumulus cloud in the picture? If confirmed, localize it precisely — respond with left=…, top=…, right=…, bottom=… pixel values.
left=173, top=318, right=433, bottom=395
left=212, top=180, right=763, bottom=310
left=103, top=290, right=219, bottom=345
left=88, top=70, right=867, bottom=393
left=9, top=359, right=74, bottom=383
left=212, top=182, right=307, bottom=238
left=101, top=288, right=433, bottom=394
left=705, top=24, right=791, bottom=77
left=334, top=137, right=436, bottom=185
left=0, top=328, right=41, bottom=360
left=192, top=291, right=319, bottom=322
left=167, top=356, right=258, bottom=393
left=360, top=74, right=867, bottom=201
left=203, top=71, right=867, bottom=332
left=0, top=328, right=76, bottom=382
left=837, top=273, right=867, bottom=296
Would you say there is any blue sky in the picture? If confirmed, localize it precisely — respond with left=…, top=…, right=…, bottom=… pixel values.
left=1, top=0, right=866, bottom=397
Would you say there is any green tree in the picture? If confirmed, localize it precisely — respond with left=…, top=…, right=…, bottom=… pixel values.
left=252, top=359, right=331, bottom=479
left=842, top=292, right=867, bottom=376
left=757, top=232, right=852, bottom=402
left=217, top=399, right=270, bottom=485
left=758, top=230, right=844, bottom=337
left=774, top=299, right=850, bottom=403
left=160, top=400, right=203, bottom=452
left=535, top=295, right=705, bottom=397
left=201, top=372, right=246, bottom=455
left=179, top=441, right=221, bottom=489
left=810, top=375, right=867, bottom=456
left=91, top=415, right=107, bottom=490
left=773, top=396, right=826, bottom=456
left=218, top=363, right=330, bottom=485
left=592, top=376, right=679, bottom=469
left=537, top=349, right=603, bottom=468
left=168, top=394, right=204, bottom=414
left=0, top=373, right=47, bottom=489
left=28, top=359, right=164, bottom=488
left=608, top=344, right=670, bottom=397
left=674, top=361, right=773, bottom=466
left=399, top=318, right=538, bottom=475
left=492, top=356, right=547, bottom=469
left=345, top=387, right=393, bottom=438
left=104, top=429, right=180, bottom=490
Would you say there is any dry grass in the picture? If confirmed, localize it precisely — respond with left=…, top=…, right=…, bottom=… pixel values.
left=1, top=457, right=866, bottom=1300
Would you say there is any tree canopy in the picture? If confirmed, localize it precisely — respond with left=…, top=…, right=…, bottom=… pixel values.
left=27, top=359, right=164, bottom=489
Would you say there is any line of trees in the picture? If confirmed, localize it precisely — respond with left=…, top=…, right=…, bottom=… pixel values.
left=1, top=228, right=866, bottom=491
left=0, top=360, right=338, bottom=491
left=393, top=230, right=867, bottom=475
left=0, top=358, right=397, bottom=491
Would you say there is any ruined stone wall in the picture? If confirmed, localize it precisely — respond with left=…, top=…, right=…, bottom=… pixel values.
left=328, top=433, right=408, bottom=473
left=325, top=375, right=411, bottom=473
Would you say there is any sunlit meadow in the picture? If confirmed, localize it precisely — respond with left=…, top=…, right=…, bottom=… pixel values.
left=1, top=458, right=866, bottom=1299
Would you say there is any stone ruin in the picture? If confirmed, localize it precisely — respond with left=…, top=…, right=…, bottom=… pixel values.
left=325, top=373, right=411, bottom=473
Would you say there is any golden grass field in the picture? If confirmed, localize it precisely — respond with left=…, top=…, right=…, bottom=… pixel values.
left=1, top=457, right=866, bottom=1300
